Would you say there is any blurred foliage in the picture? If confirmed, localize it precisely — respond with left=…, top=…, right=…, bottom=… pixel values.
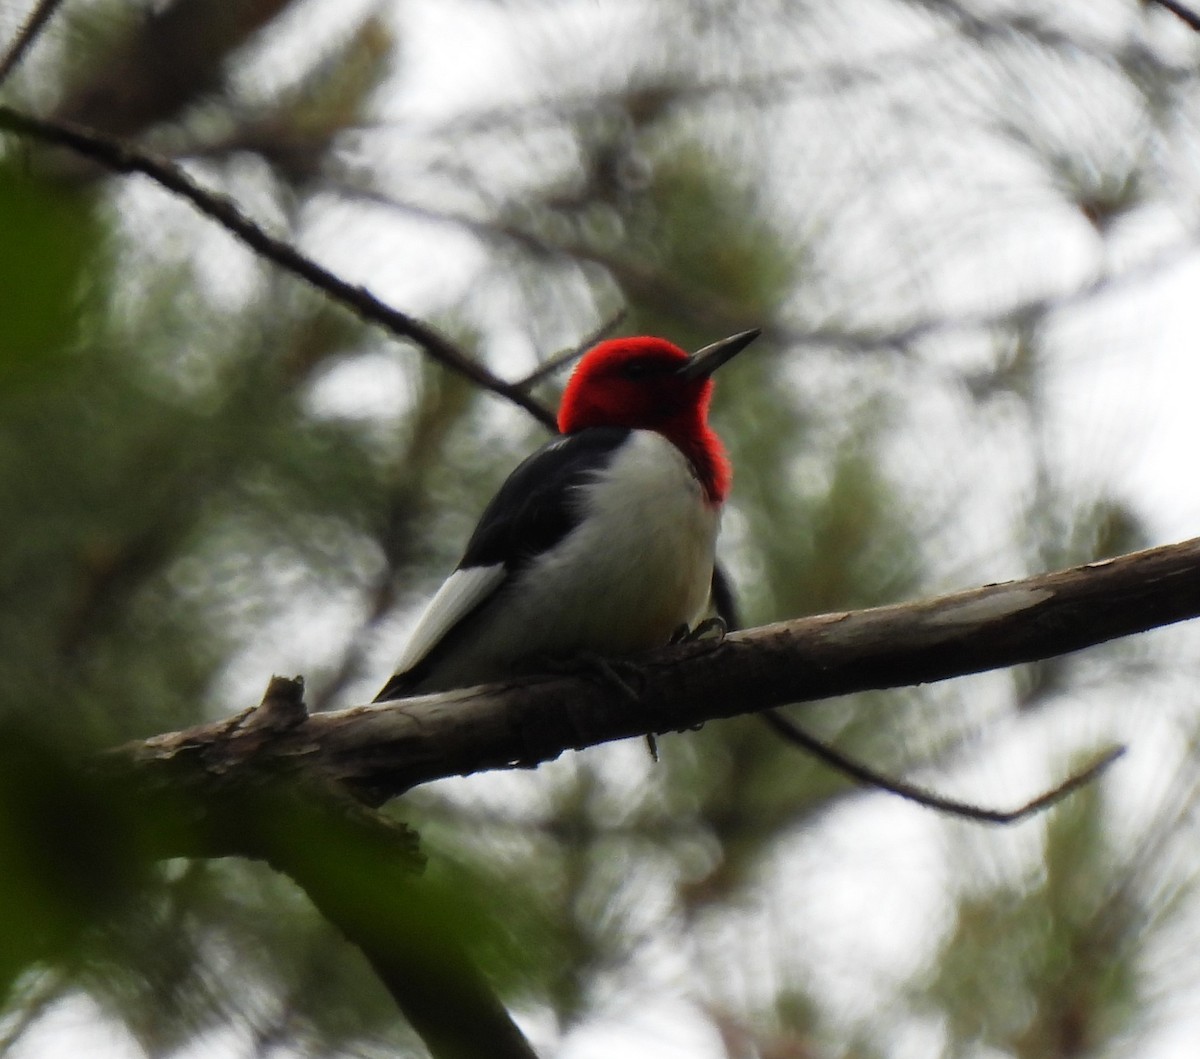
left=0, top=169, right=96, bottom=382
left=924, top=775, right=1141, bottom=1058
left=0, top=0, right=1198, bottom=1058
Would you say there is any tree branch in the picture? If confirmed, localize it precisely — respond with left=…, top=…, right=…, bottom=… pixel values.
left=82, top=539, right=1200, bottom=1059
left=113, top=536, right=1200, bottom=805
left=760, top=709, right=1124, bottom=823
left=0, top=0, right=65, bottom=87
left=80, top=678, right=540, bottom=1059
left=0, top=104, right=557, bottom=429
left=1146, top=0, right=1200, bottom=32
left=512, top=308, right=628, bottom=391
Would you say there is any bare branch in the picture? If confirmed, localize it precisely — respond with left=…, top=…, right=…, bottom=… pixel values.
left=0, top=105, right=557, bottom=429
left=112, top=536, right=1200, bottom=804
left=425, top=8, right=1178, bottom=141
left=85, top=539, right=1200, bottom=1055
left=249, top=690, right=538, bottom=1059
left=85, top=677, right=541, bottom=1059
left=514, top=308, right=628, bottom=391
left=0, top=0, right=65, bottom=88
left=761, top=709, right=1124, bottom=824
left=338, top=185, right=1200, bottom=366
left=1146, top=0, right=1200, bottom=32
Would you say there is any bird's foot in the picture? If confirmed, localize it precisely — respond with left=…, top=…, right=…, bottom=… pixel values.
left=666, top=619, right=726, bottom=740
left=537, top=651, right=647, bottom=700
left=537, top=652, right=660, bottom=762
left=669, top=616, right=728, bottom=644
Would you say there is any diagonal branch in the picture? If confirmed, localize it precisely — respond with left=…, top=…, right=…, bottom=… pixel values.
left=113, top=536, right=1200, bottom=805
left=0, top=104, right=557, bottom=429
left=760, top=709, right=1124, bottom=823
left=1146, top=0, right=1200, bottom=32
left=76, top=678, right=541, bottom=1059
left=83, top=537, right=1200, bottom=1059
left=512, top=308, right=628, bottom=391
left=0, top=0, right=66, bottom=87
left=246, top=682, right=539, bottom=1059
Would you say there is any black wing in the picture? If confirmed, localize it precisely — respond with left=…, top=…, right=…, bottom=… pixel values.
left=460, top=426, right=632, bottom=572
left=710, top=562, right=740, bottom=630
left=373, top=426, right=631, bottom=701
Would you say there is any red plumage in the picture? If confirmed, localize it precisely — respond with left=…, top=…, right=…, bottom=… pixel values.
left=375, top=329, right=759, bottom=700
left=556, top=337, right=731, bottom=503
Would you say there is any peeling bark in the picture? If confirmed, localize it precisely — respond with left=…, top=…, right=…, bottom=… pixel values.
left=112, top=537, right=1200, bottom=804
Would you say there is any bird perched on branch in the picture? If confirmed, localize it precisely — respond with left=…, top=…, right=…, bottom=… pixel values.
left=375, top=329, right=759, bottom=702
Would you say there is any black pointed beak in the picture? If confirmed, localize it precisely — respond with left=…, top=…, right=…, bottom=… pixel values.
left=676, top=328, right=761, bottom=381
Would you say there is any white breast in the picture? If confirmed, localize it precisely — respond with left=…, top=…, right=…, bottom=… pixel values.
left=526, top=429, right=720, bottom=648
left=407, top=430, right=721, bottom=692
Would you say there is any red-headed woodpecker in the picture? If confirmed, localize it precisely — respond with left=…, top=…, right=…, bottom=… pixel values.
left=374, top=328, right=760, bottom=701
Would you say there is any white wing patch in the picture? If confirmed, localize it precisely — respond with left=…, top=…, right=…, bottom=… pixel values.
left=392, top=564, right=509, bottom=675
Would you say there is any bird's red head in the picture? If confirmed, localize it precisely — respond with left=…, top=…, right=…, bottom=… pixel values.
left=557, top=330, right=759, bottom=504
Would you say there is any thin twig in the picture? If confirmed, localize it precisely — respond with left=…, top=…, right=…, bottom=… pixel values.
left=0, top=0, right=65, bottom=88
left=424, top=10, right=1155, bottom=141
left=0, top=105, right=558, bottom=429
left=1146, top=0, right=1200, bottom=31
left=514, top=308, right=628, bottom=391
left=334, top=182, right=1200, bottom=369
left=761, top=709, right=1125, bottom=824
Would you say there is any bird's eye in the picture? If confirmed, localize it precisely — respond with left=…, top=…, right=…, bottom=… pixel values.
left=620, top=358, right=669, bottom=380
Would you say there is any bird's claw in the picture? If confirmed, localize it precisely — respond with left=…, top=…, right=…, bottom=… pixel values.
left=536, top=651, right=647, bottom=701
left=669, top=616, right=728, bottom=644
left=537, top=652, right=660, bottom=761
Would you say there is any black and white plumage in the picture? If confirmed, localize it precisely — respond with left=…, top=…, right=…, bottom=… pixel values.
left=374, top=330, right=759, bottom=702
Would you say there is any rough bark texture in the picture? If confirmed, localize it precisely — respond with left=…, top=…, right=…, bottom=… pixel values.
left=114, top=536, right=1200, bottom=804
left=84, top=536, right=1200, bottom=1059
left=67, top=537, right=1200, bottom=1059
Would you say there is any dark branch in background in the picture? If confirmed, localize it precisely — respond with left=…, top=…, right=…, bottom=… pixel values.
left=0, top=100, right=544, bottom=1056
left=1146, top=0, right=1200, bottom=32
left=113, top=537, right=1200, bottom=805
left=338, top=185, right=1200, bottom=373
left=761, top=709, right=1123, bottom=824
left=0, top=105, right=557, bottom=429
left=513, top=307, right=628, bottom=390
left=0, top=0, right=65, bottom=87
left=380, top=191, right=756, bottom=333
left=427, top=5, right=1187, bottom=140
left=240, top=680, right=540, bottom=1059
left=70, top=679, right=541, bottom=1059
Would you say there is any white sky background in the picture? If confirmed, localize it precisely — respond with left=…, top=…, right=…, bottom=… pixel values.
left=9, top=0, right=1200, bottom=1056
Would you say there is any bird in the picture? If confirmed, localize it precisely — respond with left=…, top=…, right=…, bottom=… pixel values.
left=374, top=328, right=760, bottom=702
